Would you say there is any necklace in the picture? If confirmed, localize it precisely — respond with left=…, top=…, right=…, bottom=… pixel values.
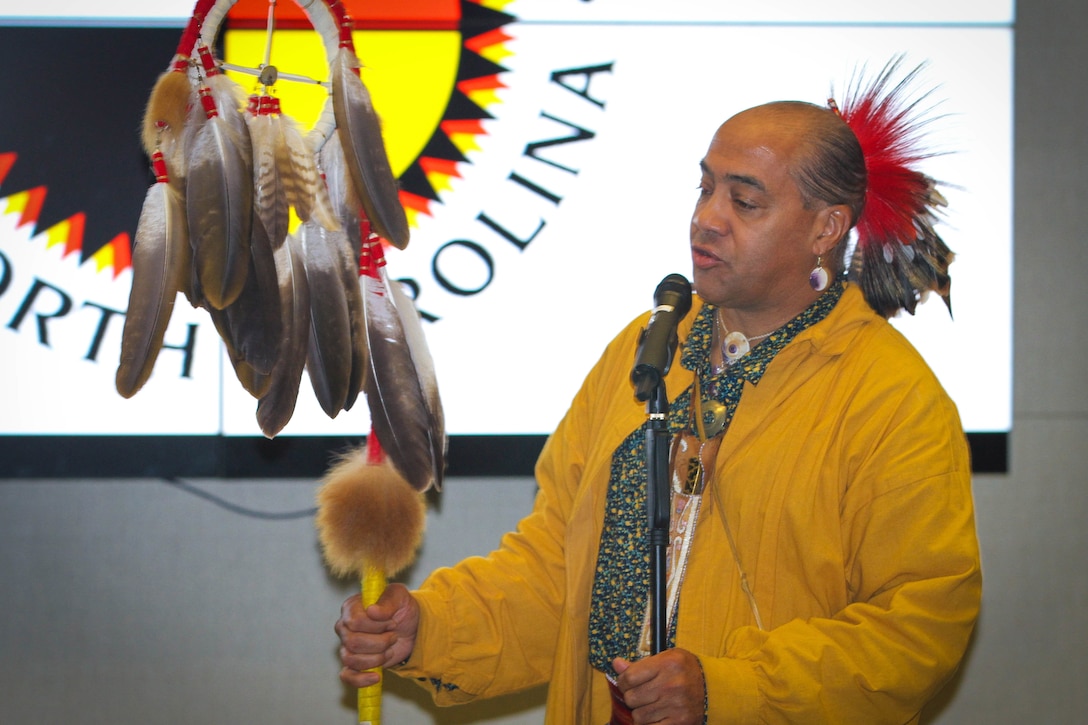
left=716, top=312, right=776, bottom=366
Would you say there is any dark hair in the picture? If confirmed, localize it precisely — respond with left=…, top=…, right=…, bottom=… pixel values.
left=765, top=102, right=867, bottom=272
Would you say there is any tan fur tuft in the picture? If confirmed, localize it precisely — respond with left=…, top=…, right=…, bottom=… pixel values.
left=141, top=70, right=192, bottom=157
left=315, top=445, right=426, bottom=578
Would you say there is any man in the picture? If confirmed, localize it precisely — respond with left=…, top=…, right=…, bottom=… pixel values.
left=336, top=71, right=981, bottom=724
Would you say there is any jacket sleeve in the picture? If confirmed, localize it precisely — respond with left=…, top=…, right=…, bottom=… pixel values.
left=700, top=336, right=982, bottom=724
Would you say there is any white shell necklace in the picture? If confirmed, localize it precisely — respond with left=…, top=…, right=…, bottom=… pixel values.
left=715, top=311, right=777, bottom=368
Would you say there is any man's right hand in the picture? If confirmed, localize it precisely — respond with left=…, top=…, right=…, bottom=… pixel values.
left=335, top=583, right=420, bottom=687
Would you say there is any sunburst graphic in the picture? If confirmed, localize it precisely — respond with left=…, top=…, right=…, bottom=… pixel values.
left=224, top=0, right=516, bottom=228
left=0, top=151, right=132, bottom=278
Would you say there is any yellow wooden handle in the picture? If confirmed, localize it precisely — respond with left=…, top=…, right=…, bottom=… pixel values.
left=358, top=565, right=386, bottom=725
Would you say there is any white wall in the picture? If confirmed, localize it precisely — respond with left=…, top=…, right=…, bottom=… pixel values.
left=3, top=1, right=1088, bottom=723
left=0, top=477, right=547, bottom=723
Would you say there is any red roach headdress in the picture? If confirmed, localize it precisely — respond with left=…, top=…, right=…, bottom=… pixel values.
left=831, top=58, right=955, bottom=318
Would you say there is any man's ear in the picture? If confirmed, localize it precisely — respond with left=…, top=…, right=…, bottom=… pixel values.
left=813, top=204, right=852, bottom=256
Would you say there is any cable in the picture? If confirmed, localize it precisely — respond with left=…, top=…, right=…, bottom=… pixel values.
left=162, top=476, right=318, bottom=521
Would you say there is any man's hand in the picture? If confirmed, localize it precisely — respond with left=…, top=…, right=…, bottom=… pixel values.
left=335, top=583, right=420, bottom=687
left=612, top=648, right=705, bottom=724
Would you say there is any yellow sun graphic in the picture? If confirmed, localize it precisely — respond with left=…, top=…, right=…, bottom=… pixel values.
left=223, top=0, right=515, bottom=227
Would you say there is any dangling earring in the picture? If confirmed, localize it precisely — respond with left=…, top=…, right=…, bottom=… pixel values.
left=809, top=255, right=829, bottom=292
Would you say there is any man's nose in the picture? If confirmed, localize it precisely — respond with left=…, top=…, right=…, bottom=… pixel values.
left=692, top=197, right=728, bottom=236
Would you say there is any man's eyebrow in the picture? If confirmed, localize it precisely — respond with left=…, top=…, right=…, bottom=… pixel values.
left=725, top=173, right=765, bottom=192
left=698, top=160, right=765, bottom=192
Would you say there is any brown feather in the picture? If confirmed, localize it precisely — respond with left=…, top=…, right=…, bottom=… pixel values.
left=187, top=84, right=254, bottom=310
left=256, top=233, right=311, bottom=438
left=206, top=305, right=272, bottom=399
left=330, top=47, right=410, bottom=249
left=339, top=236, right=368, bottom=413
left=221, top=215, right=283, bottom=375
left=362, top=263, right=446, bottom=492
left=116, top=180, right=190, bottom=398
left=247, top=108, right=290, bottom=251
left=208, top=73, right=251, bottom=146
left=234, top=359, right=272, bottom=399
left=312, top=136, right=367, bottom=412
left=301, top=221, right=354, bottom=417
left=280, top=114, right=340, bottom=232
left=317, top=130, right=363, bottom=251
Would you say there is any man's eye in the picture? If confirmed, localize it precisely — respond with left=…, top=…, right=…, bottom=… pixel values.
left=734, top=197, right=757, bottom=210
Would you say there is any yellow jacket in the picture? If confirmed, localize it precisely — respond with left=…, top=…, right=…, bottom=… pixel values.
left=397, top=284, right=981, bottom=724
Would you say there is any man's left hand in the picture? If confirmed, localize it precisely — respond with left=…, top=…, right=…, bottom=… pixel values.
left=612, top=648, right=705, bottom=724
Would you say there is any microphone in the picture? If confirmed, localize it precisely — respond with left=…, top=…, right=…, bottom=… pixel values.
left=631, top=273, right=693, bottom=401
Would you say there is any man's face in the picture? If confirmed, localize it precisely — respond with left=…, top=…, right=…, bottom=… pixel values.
left=689, top=108, right=829, bottom=314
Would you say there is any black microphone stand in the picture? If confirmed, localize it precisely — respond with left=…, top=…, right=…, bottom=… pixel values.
left=644, top=381, right=670, bottom=655
left=631, top=272, right=690, bottom=656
